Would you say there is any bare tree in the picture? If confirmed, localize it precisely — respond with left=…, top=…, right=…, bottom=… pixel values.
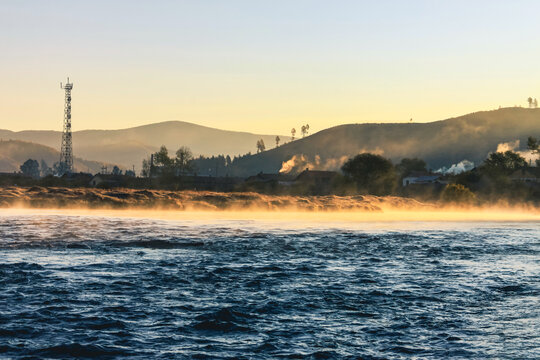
left=256, top=139, right=266, bottom=153
left=291, top=128, right=296, bottom=140
left=301, top=125, right=307, bottom=137
left=40, top=159, right=52, bottom=177
left=141, top=158, right=151, bottom=177
left=53, top=161, right=69, bottom=177
left=275, top=135, right=280, bottom=148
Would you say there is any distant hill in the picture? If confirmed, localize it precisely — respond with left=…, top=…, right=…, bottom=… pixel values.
left=0, top=140, right=108, bottom=174
left=226, top=108, right=540, bottom=176
left=0, top=121, right=288, bottom=170
left=2, top=108, right=539, bottom=177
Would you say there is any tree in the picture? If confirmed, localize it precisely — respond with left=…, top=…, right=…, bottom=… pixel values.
left=534, top=98, right=539, bottom=108
left=275, top=135, right=280, bottom=148
left=154, top=145, right=173, bottom=168
left=341, top=153, right=398, bottom=195
left=256, top=139, right=266, bottom=153
left=527, top=136, right=540, bottom=166
left=20, top=159, right=40, bottom=178
left=300, top=124, right=310, bottom=137
left=151, top=145, right=176, bottom=176
left=528, top=97, right=533, bottom=108
left=527, top=136, right=539, bottom=152
left=291, top=128, right=296, bottom=140
left=175, top=146, right=195, bottom=175
left=111, top=165, right=122, bottom=175
left=53, top=161, right=70, bottom=177
left=141, top=158, right=151, bottom=177
left=481, top=150, right=527, bottom=177
left=125, top=169, right=136, bottom=177
left=40, top=159, right=52, bottom=177
left=396, top=158, right=427, bottom=177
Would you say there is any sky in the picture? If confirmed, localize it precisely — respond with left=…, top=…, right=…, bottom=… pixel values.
left=1, top=0, right=539, bottom=135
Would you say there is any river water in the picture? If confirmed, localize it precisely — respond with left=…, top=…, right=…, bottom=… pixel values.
left=0, top=211, right=539, bottom=359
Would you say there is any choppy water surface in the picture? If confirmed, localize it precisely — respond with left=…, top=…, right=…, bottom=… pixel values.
left=0, top=213, right=539, bottom=359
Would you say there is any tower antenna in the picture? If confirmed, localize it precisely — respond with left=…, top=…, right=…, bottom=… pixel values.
left=59, top=77, right=74, bottom=174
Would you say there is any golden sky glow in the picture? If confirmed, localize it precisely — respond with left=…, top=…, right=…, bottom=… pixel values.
left=1, top=1, right=539, bottom=134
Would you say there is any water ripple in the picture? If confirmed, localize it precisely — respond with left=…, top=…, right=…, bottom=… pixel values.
left=0, top=215, right=539, bottom=358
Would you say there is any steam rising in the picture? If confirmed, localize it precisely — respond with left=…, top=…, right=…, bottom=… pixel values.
left=436, top=139, right=537, bottom=174
left=0, top=186, right=429, bottom=212
left=279, top=154, right=348, bottom=174
left=435, top=160, right=475, bottom=175
left=496, top=140, right=536, bottom=165
left=1, top=187, right=538, bottom=223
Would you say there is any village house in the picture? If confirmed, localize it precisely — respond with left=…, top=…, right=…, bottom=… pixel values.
left=509, top=168, right=540, bottom=183
left=402, top=172, right=443, bottom=187
left=89, top=174, right=129, bottom=188
left=294, top=169, right=339, bottom=194
left=180, top=175, right=243, bottom=191
left=295, top=169, right=339, bottom=184
left=62, top=172, right=93, bottom=186
left=245, top=172, right=295, bottom=186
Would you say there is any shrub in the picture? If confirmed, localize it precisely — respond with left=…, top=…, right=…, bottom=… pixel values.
left=441, top=184, right=476, bottom=205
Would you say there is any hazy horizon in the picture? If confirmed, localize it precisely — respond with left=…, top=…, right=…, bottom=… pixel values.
left=1, top=106, right=536, bottom=134
left=2, top=1, right=540, bottom=133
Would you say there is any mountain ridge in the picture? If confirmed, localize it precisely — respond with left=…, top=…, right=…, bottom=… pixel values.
left=0, top=140, right=109, bottom=174
left=225, top=107, right=540, bottom=176
left=1, top=107, right=539, bottom=176
left=0, top=121, right=289, bottom=170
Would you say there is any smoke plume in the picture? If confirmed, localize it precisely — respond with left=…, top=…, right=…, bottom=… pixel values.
left=495, top=140, right=537, bottom=165
left=279, top=154, right=348, bottom=174
left=435, top=160, right=475, bottom=175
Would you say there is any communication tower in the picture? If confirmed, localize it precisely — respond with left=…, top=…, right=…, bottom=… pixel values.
left=59, top=78, right=74, bottom=173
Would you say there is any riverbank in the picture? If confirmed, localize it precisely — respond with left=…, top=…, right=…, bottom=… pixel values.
left=0, top=186, right=431, bottom=212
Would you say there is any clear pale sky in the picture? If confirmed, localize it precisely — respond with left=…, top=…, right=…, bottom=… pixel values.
left=1, top=0, right=539, bottom=134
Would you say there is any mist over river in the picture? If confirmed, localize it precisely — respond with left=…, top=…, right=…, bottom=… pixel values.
left=0, top=211, right=539, bottom=359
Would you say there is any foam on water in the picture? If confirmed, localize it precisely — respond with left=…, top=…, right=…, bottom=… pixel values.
left=0, top=212, right=539, bottom=358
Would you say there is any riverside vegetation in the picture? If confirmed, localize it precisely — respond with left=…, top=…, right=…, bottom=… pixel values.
left=5, top=136, right=540, bottom=209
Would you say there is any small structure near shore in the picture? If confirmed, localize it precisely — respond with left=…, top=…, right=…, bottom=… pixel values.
left=294, top=169, right=339, bottom=194
left=62, top=172, right=93, bottom=187
left=402, top=172, right=443, bottom=187
left=509, top=168, right=540, bottom=183
left=90, top=174, right=128, bottom=188
left=245, top=172, right=295, bottom=186
left=294, top=169, right=339, bottom=185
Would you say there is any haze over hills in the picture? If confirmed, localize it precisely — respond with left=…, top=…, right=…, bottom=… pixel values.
left=226, top=107, right=540, bottom=176
left=0, top=140, right=108, bottom=174
left=1, top=108, right=539, bottom=176
left=0, top=121, right=288, bottom=170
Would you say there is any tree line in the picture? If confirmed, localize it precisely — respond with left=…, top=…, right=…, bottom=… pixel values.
left=141, top=145, right=259, bottom=178
left=254, top=123, right=311, bottom=154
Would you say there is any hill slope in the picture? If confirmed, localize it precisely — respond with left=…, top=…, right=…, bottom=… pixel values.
left=0, top=121, right=287, bottom=169
left=2, top=108, right=539, bottom=177
left=0, top=140, right=108, bottom=174
left=227, top=108, right=540, bottom=176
